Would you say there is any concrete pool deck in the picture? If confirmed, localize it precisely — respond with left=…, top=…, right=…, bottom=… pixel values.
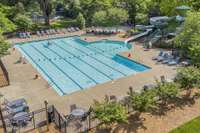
left=1, top=35, right=176, bottom=115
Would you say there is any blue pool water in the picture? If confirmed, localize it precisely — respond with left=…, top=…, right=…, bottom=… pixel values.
left=16, top=37, right=150, bottom=96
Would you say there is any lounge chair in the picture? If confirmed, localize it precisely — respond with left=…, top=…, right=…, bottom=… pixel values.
left=36, top=31, right=42, bottom=37
left=71, top=27, right=76, bottom=32
left=26, top=32, right=31, bottom=38
left=157, top=53, right=169, bottom=62
left=44, top=30, right=49, bottom=35
left=18, top=33, right=24, bottom=38
left=67, top=28, right=72, bottom=32
left=152, top=51, right=164, bottom=60
left=22, top=33, right=27, bottom=38
left=75, top=27, right=80, bottom=31
left=162, top=55, right=174, bottom=64
left=9, top=112, right=32, bottom=126
left=168, top=57, right=180, bottom=66
left=6, top=105, right=29, bottom=115
left=41, top=30, right=46, bottom=36
left=181, top=59, right=191, bottom=66
left=4, top=98, right=27, bottom=108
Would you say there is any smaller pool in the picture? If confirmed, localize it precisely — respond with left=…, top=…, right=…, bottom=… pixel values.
left=112, top=55, right=150, bottom=72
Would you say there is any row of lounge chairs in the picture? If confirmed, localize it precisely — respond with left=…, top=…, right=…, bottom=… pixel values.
left=86, top=28, right=121, bottom=35
left=17, top=27, right=81, bottom=38
left=152, top=51, right=181, bottom=66
left=36, top=27, right=80, bottom=37
left=18, top=32, right=31, bottom=38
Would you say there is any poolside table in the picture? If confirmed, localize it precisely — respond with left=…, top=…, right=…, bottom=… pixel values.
left=71, top=108, right=85, bottom=118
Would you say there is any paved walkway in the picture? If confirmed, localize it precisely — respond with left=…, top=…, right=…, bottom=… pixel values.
left=1, top=35, right=176, bottom=116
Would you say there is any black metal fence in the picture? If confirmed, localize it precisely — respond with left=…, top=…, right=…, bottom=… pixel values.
left=1, top=107, right=49, bottom=133
left=0, top=99, right=134, bottom=133
left=52, top=106, right=101, bottom=133
left=52, top=104, right=133, bottom=133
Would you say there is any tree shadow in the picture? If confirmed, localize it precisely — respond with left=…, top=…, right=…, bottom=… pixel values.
left=151, top=96, right=196, bottom=116
left=112, top=112, right=146, bottom=133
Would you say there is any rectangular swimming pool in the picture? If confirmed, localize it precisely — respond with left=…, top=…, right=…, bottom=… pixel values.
left=16, top=37, right=150, bottom=96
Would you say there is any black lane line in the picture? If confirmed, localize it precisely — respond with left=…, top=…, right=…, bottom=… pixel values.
left=61, top=40, right=127, bottom=76
left=31, top=45, right=83, bottom=90
left=20, top=47, right=65, bottom=95
left=52, top=41, right=113, bottom=80
left=45, top=44, right=99, bottom=84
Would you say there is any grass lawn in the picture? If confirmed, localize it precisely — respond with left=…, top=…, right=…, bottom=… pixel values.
left=170, top=116, right=200, bottom=133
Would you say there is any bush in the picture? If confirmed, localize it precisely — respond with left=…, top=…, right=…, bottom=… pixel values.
left=176, top=67, right=200, bottom=89
left=155, top=82, right=180, bottom=104
left=128, top=89, right=157, bottom=112
left=92, top=98, right=127, bottom=127
left=189, top=44, right=200, bottom=67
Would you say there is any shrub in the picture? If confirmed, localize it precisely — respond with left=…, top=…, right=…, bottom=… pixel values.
left=155, top=82, right=180, bottom=104
left=128, top=89, right=157, bottom=112
left=92, top=97, right=127, bottom=127
left=188, top=44, right=200, bottom=67
left=176, top=67, right=200, bottom=89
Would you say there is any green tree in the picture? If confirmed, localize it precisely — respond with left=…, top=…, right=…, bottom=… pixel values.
left=0, top=11, right=16, bottom=33
left=92, top=8, right=128, bottom=27
left=155, top=82, right=180, bottom=104
left=159, top=0, right=188, bottom=16
left=76, top=13, right=85, bottom=29
left=188, top=44, right=200, bottom=67
left=14, top=14, right=33, bottom=30
left=0, top=35, right=10, bottom=56
left=128, top=89, right=157, bottom=112
left=38, top=0, right=53, bottom=26
left=107, top=8, right=129, bottom=26
left=176, top=67, right=200, bottom=89
left=92, top=97, right=127, bottom=128
left=64, top=0, right=81, bottom=18
left=92, top=11, right=108, bottom=26
left=80, top=0, right=113, bottom=24
left=174, top=12, right=200, bottom=59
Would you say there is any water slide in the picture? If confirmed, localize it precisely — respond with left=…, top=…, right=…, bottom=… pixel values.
left=125, top=28, right=153, bottom=43
left=143, top=29, right=162, bottom=48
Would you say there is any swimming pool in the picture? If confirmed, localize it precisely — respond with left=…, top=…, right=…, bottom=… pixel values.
left=16, top=37, right=150, bottom=96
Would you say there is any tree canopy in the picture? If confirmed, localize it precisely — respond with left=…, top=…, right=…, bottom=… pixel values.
left=174, top=12, right=200, bottom=66
left=92, top=8, right=128, bottom=27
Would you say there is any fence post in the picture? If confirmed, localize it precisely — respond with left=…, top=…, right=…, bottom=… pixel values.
left=44, top=100, right=49, bottom=131
left=32, top=112, right=35, bottom=129
left=88, top=111, right=91, bottom=130
left=0, top=105, right=7, bottom=133
left=64, top=121, right=67, bottom=133
left=58, top=114, right=61, bottom=131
